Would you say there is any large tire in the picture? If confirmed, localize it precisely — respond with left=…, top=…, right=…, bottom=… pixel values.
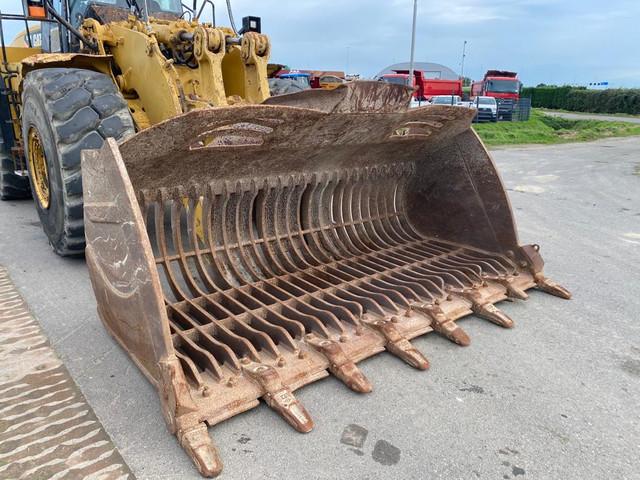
left=1, top=155, right=31, bottom=200
left=22, top=68, right=134, bottom=256
left=0, top=130, right=31, bottom=200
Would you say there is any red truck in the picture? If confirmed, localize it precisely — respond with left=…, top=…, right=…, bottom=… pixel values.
left=471, top=70, right=521, bottom=120
left=380, top=70, right=462, bottom=102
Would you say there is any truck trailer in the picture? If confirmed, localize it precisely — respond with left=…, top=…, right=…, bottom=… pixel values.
left=381, top=69, right=463, bottom=102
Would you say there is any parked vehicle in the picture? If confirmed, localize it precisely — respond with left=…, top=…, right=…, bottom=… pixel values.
left=315, top=74, right=345, bottom=90
left=471, top=70, right=520, bottom=120
left=305, top=71, right=346, bottom=89
left=380, top=70, right=463, bottom=101
left=470, top=96, right=498, bottom=122
left=269, top=68, right=346, bottom=92
left=268, top=72, right=312, bottom=96
left=431, top=95, right=463, bottom=106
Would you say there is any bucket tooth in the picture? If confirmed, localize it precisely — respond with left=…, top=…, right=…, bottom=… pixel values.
left=437, top=320, right=471, bottom=346
left=499, top=278, right=529, bottom=300
left=243, top=362, right=314, bottom=433
left=459, top=290, right=514, bottom=328
left=306, top=335, right=373, bottom=393
left=264, top=389, right=314, bottom=433
left=520, top=245, right=571, bottom=299
left=415, top=305, right=471, bottom=347
left=535, top=274, right=572, bottom=299
left=472, top=302, right=514, bottom=328
left=332, top=361, right=374, bottom=393
left=178, top=424, right=223, bottom=478
left=365, top=318, right=429, bottom=370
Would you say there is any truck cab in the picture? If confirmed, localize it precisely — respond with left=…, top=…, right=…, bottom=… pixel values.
left=471, top=70, right=521, bottom=120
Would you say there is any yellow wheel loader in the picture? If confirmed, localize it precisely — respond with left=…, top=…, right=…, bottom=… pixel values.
left=0, top=0, right=570, bottom=477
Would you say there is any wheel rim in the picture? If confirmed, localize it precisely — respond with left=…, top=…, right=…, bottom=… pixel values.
left=27, top=127, right=50, bottom=209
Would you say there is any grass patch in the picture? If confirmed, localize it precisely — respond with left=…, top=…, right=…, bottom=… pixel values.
left=473, top=110, right=640, bottom=146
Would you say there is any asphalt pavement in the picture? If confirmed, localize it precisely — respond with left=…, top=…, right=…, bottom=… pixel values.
left=0, top=136, right=638, bottom=480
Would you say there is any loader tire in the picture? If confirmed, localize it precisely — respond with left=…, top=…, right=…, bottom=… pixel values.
left=1, top=155, right=31, bottom=200
left=22, top=68, right=134, bottom=256
left=0, top=131, right=31, bottom=200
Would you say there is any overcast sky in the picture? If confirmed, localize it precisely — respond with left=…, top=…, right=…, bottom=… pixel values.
left=1, top=0, right=638, bottom=87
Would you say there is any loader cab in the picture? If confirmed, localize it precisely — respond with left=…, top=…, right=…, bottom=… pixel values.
left=69, top=0, right=183, bottom=28
left=40, top=0, right=67, bottom=52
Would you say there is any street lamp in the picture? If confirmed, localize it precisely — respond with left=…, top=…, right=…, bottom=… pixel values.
left=408, top=0, right=417, bottom=87
left=460, top=40, right=467, bottom=80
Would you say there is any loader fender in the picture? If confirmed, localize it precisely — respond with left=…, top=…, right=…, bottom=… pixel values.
left=20, top=53, right=114, bottom=86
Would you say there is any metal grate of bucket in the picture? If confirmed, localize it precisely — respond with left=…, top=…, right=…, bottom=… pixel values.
left=144, top=163, right=526, bottom=392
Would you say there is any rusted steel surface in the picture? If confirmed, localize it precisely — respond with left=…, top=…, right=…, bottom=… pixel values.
left=263, top=80, right=414, bottom=113
left=0, top=266, right=133, bottom=480
left=82, top=82, right=570, bottom=477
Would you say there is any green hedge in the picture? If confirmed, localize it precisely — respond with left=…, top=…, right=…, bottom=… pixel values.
left=520, top=86, right=640, bottom=115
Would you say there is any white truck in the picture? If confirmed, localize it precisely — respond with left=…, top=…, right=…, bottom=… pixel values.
left=470, top=96, right=498, bottom=122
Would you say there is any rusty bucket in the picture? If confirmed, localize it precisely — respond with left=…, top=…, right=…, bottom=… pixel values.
left=82, top=82, right=569, bottom=477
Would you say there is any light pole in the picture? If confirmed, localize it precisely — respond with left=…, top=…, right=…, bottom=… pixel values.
left=408, top=0, right=418, bottom=88
left=346, top=45, right=350, bottom=76
left=460, top=40, right=467, bottom=80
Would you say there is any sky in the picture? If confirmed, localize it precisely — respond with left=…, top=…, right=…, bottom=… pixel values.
left=1, top=0, right=638, bottom=87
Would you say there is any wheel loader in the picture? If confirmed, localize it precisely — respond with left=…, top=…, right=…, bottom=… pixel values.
left=0, top=0, right=570, bottom=477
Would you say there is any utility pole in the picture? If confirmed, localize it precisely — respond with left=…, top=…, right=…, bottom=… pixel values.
left=408, top=0, right=418, bottom=87
left=346, top=46, right=350, bottom=76
left=460, top=40, right=467, bottom=81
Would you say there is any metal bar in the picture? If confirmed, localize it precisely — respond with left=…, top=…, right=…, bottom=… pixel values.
left=43, top=0, right=97, bottom=51
left=408, top=0, right=418, bottom=88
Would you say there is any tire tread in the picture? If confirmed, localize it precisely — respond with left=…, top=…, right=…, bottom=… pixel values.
left=22, top=68, right=134, bottom=256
